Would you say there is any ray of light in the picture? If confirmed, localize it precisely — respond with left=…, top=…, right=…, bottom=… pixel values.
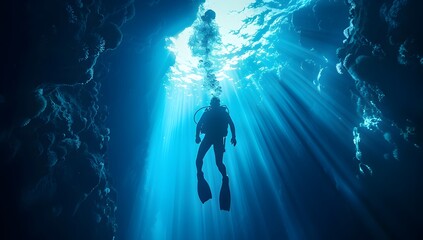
left=128, top=1, right=387, bottom=239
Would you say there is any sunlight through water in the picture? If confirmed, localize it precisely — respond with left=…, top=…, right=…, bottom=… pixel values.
left=128, top=0, right=373, bottom=239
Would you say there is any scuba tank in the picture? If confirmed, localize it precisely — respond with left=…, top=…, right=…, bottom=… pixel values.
left=194, top=105, right=229, bottom=124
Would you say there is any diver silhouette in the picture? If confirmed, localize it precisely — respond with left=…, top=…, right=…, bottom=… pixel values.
left=195, top=96, right=236, bottom=211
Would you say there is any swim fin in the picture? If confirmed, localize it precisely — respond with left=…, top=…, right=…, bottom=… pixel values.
left=219, top=176, right=231, bottom=211
left=197, top=173, right=212, bottom=203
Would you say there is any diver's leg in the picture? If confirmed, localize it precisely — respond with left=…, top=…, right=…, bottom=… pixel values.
left=213, top=137, right=227, bottom=177
left=196, top=136, right=212, bottom=175
left=214, top=137, right=230, bottom=210
left=196, top=136, right=213, bottom=203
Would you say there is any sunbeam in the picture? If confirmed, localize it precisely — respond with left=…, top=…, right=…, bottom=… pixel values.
left=129, top=1, right=380, bottom=239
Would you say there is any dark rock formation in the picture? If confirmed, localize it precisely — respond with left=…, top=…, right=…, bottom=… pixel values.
left=293, top=1, right=423, bottom=238
left=1, top=0, right=202, bottom=239
left=1, top=0, right=134, bottom=239
left=336, top=0, right=423, bottom=145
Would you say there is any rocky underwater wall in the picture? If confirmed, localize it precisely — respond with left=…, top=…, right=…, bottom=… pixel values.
left=1, top=0, right=203, bottom=239
left=1, top=0, right=134, bottom=239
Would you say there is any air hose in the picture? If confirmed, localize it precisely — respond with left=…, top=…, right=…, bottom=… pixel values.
left=194, top=106, right=209, bottom=124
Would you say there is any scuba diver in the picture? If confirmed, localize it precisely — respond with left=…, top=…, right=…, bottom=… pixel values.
left=195, top=96, right=236, bottom=211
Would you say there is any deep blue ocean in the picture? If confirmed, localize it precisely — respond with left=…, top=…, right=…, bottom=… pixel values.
left=113, top=1, right=422, bottom=239
left=3, top=0, right=423, bottom=239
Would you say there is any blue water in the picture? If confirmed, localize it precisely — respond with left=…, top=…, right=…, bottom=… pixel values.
left=127, top=1, right=392, bottom=239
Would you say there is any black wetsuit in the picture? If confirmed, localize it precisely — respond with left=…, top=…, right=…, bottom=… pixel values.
left=196, top=106, right=235, bottom=177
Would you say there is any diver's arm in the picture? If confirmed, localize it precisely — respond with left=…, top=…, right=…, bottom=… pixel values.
left=195, top=114, right=205, bottom=144
left=228, top=116, right=237, bottom=146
